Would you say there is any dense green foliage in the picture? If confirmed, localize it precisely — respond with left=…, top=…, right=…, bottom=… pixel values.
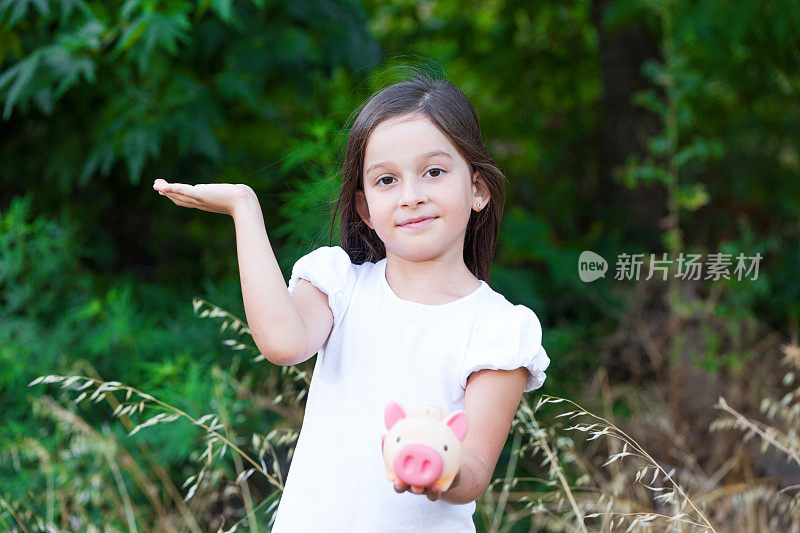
left=2, top=0, right=798, bottom=530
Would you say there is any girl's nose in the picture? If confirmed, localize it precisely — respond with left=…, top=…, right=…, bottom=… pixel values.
left=399, top=177, right=428, bottom=207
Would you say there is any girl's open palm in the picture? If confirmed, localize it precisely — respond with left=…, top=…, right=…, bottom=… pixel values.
left=153, top=178, right=251, bottom=216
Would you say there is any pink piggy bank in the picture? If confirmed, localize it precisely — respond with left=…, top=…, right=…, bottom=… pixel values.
left=382, top=401, right=469, bottom=492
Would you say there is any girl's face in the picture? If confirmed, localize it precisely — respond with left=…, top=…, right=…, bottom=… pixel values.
left=355, top=113, right=490, bottom=264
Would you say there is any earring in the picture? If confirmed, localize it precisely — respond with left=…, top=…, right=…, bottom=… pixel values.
left=476, top=202, right=481, bottom=209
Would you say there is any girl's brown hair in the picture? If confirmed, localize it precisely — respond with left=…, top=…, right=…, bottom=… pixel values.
left=328, top=73, right=506, bottom=283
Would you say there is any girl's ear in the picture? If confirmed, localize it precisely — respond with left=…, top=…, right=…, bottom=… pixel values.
left=355, top=189, right=374, bottom=229
left=472, top=170, right=491, bottom=211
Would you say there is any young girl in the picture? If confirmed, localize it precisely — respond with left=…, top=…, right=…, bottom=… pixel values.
left=153, top=75, right=549, bottom=532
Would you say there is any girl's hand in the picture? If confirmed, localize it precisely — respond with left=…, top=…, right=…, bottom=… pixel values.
left=153, top=179, right=253, bottom=217
left=392, top=479, right=443, bottom=502
left=381, top=435, right=444, bottom=502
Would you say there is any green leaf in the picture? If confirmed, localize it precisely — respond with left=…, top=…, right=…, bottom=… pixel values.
left=33, top=86, right=52, bottom=114
left=641, top=58, right=668, bottom=86
left=619, top=160, right=672, bottom=187
left=144, top=12, right=191, bottom=56
left=647, top=134, right=673, bottom=157
left=122, top=126, right=161, bottom=183
left=674, top=138, right=724, bottom=168
left=0, top=0, right=50, bottom=29
left=39, top=43, right=96, bottom=99
left=0, top=49, right=41, bottom=119
left=80, top=144, right=116, bottom=184
left=121, top=0, right=142, bottom=20
left=115, top=13, right=148, bottom=52
left=632, top=88, right=667, bottom=117
left=211, top=0, right=233, bottom=23
left=676, top=183, right=710, bottom=211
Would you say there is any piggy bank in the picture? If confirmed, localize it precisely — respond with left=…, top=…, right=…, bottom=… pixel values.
left=382, top=401, right=468, bottom=492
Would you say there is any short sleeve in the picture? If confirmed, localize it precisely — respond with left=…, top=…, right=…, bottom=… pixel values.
left=287, top=246, right=357, bottom=327
left=460, top=304, right=550, bottom=393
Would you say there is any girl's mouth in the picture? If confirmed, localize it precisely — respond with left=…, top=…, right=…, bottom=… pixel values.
left=401, top=217, right=435, bottom=228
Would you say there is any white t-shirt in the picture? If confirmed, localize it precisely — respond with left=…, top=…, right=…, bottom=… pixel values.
left=271, top=246, right=550, bottom=532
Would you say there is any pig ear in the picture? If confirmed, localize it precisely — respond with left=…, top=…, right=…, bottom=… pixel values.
left=445, top=410, right=468, bottom=441
left=384, top=401, right=406, bottom=430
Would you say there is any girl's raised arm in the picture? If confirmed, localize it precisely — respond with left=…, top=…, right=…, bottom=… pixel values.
left=153, top=179, right=307, bottom=364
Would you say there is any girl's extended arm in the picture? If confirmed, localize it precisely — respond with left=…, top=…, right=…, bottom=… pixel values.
left=230, top=191, right=307, bottom=364
left=440, top=367, right=528, bottom=505
left=153, top=180, right=307, bottom=364
left=390, top=367, right=528, bottom=504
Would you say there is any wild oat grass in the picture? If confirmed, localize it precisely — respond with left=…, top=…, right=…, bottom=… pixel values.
left=23, top=372, right=288, bottom=532
left=7, top=298, right=800, bottom=531
left=16, top=365, right=800, bottom=532
left=5, top=298, right=309, bottom=532
left=470, top=342, right=800, bottom=533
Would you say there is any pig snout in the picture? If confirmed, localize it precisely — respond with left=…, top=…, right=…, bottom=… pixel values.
left=392, top=443, right=443, bottom=488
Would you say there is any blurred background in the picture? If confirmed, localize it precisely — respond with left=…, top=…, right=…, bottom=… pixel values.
left=1, top=0, right=799, bottom=531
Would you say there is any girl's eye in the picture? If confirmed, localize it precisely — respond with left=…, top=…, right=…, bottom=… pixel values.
left=426, top=168, right=445, bottom=178
left=377, top=176, right=395, bottom=186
